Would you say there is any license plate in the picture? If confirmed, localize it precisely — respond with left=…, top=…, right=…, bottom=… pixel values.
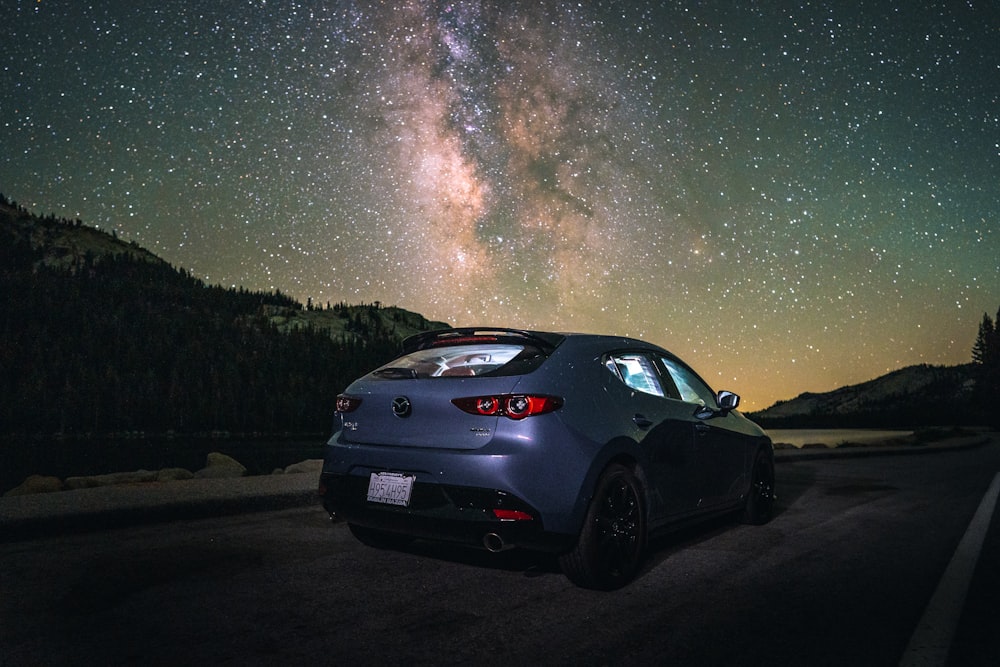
left=366, top=472, right=415, bottom=506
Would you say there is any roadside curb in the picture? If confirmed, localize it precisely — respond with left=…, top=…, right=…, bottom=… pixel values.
left=0, top=474, right=320, bottom=543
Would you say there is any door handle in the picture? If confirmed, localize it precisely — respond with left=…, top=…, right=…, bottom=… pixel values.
left=633, top=414, right=653, bottom=430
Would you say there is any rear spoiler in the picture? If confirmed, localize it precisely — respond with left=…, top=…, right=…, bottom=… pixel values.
left=401, top=328, right=564, bottom=355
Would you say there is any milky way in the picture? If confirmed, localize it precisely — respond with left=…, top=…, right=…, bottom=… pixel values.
left=2, top=1, right=998, bottom=409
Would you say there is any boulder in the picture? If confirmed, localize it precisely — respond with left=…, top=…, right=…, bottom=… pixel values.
left=283, top=459, right=323, bottom=475
left=3, top=474, right=64, bottom=497
left=156, top=467, right=194, bottom=482
left=195, top=452, right=247, bottom=479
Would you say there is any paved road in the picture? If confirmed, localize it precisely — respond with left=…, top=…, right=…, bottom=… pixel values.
left=1, top=438, right=997, bottom=665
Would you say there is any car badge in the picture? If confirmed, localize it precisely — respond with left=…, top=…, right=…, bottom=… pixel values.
left=392, top=396, right=412, bottom=418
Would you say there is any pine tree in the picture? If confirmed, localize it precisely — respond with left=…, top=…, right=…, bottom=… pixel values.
left=971, top=307, right=1000, bottom=427
left=971, top=312, right=995, bottom=366
left=993, top=306, right=1000, bottom=366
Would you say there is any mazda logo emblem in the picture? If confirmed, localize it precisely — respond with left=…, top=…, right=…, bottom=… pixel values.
left=392, top=396, right=412, bottom=418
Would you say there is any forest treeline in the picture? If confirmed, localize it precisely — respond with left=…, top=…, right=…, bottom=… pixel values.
left=0, top=197, right=426, bottom=437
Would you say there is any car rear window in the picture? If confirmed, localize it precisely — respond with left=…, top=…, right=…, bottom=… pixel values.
left=372, top=344, right=546, bottom=379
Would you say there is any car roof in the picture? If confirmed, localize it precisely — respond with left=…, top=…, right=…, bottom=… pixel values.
left=401, top=327, right=665, bottom=355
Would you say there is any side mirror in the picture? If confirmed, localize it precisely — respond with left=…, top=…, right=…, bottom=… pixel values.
left=693, top=391, right=741, bottom=420
left=717, top=390, right=740, bottom=413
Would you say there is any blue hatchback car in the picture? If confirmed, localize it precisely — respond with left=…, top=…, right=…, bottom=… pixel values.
left=319, top=328, right=774, bottom=589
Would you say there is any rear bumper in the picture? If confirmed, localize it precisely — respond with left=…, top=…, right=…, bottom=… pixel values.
left=319, top=472, right=574, bottom=553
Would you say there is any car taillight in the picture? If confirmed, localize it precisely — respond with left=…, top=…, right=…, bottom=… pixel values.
left=335, top=394, right=362, bottom=413
left=451, top=394, right=562, bottom=420
left=493, top=508, right=534, bottom=521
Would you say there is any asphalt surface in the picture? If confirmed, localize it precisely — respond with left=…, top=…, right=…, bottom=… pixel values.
left=1, top=433, right=996, bottom=666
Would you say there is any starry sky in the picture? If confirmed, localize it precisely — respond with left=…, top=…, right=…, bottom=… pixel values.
left=3, top=0, right=998, bottom=411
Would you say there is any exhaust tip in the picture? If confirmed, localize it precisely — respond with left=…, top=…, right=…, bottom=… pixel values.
left=483, top=532, right=506, bottom=552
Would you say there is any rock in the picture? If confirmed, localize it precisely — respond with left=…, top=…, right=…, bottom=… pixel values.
left=63, top=476, right=100, bottom=490
left=206, top=452, right=244, bottom=468
left=65, top=470, right=158, bottom=489
left=195, top=452, right=247, bottom=479
left=3, top=474, right=64, bottom=496
left=283, top=459, right=323, bottom=475
left=156, top=467, right=194, bottom=482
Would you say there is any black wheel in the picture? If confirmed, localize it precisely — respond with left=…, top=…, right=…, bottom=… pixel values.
left=347, top=523, right=415, bottom=550
left=559, top=463, right=646, bottom=590
left=741, top=450, right=775, bottom=525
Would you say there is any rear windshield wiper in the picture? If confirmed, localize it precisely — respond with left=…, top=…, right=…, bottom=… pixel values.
left=372, top=367, right=418, bottom=379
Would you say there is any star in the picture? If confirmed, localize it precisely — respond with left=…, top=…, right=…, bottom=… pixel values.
left=2, top=0, right=998, bottom=410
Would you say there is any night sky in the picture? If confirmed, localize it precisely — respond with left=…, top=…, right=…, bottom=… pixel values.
left=3, top=1, right=998, bottom=410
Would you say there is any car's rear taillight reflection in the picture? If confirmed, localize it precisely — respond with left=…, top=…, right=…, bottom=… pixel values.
left=335, top=394, right=362, bottom=413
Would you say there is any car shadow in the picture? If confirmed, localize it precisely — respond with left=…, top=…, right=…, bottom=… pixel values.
left=393, top=519, right=748, bottom=586
left=643, top=512, right=744, bottom=562
left=347, top=465, right=815, bottom=586
left=771, top=460, right=819, bottom=515
left=396, top=539, right=562, bottom=578
left=635, top=465, right=819, bottom=581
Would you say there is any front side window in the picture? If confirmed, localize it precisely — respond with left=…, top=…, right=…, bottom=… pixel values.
left=660, top=357, right=716, bottom=406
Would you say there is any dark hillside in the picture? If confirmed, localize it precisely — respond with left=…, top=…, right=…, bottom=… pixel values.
left=748, top=363, right=979, bottom=429
left=0, top=197, right=447, bottom=436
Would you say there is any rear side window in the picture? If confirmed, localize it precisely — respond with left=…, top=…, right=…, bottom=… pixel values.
left=606, top=353, right=666, bottom=397
left=373, top=344, right=545, bottom=379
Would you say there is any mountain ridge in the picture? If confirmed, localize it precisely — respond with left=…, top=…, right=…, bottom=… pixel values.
left=1, top=197, right=164, bottom=269
left=748, top=362, right=979, bottom=428
left=0, top=196, right=450, bottom=345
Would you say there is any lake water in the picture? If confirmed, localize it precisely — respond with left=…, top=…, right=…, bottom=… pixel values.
left=766, top=429, right=913, bottom=448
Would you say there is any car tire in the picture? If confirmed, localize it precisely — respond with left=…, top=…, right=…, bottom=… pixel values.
left=559, top=463, right=647, bottom=590
left=348, top=523, right=415, bottom=550
left=741, top=449, right=775, bottom=525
